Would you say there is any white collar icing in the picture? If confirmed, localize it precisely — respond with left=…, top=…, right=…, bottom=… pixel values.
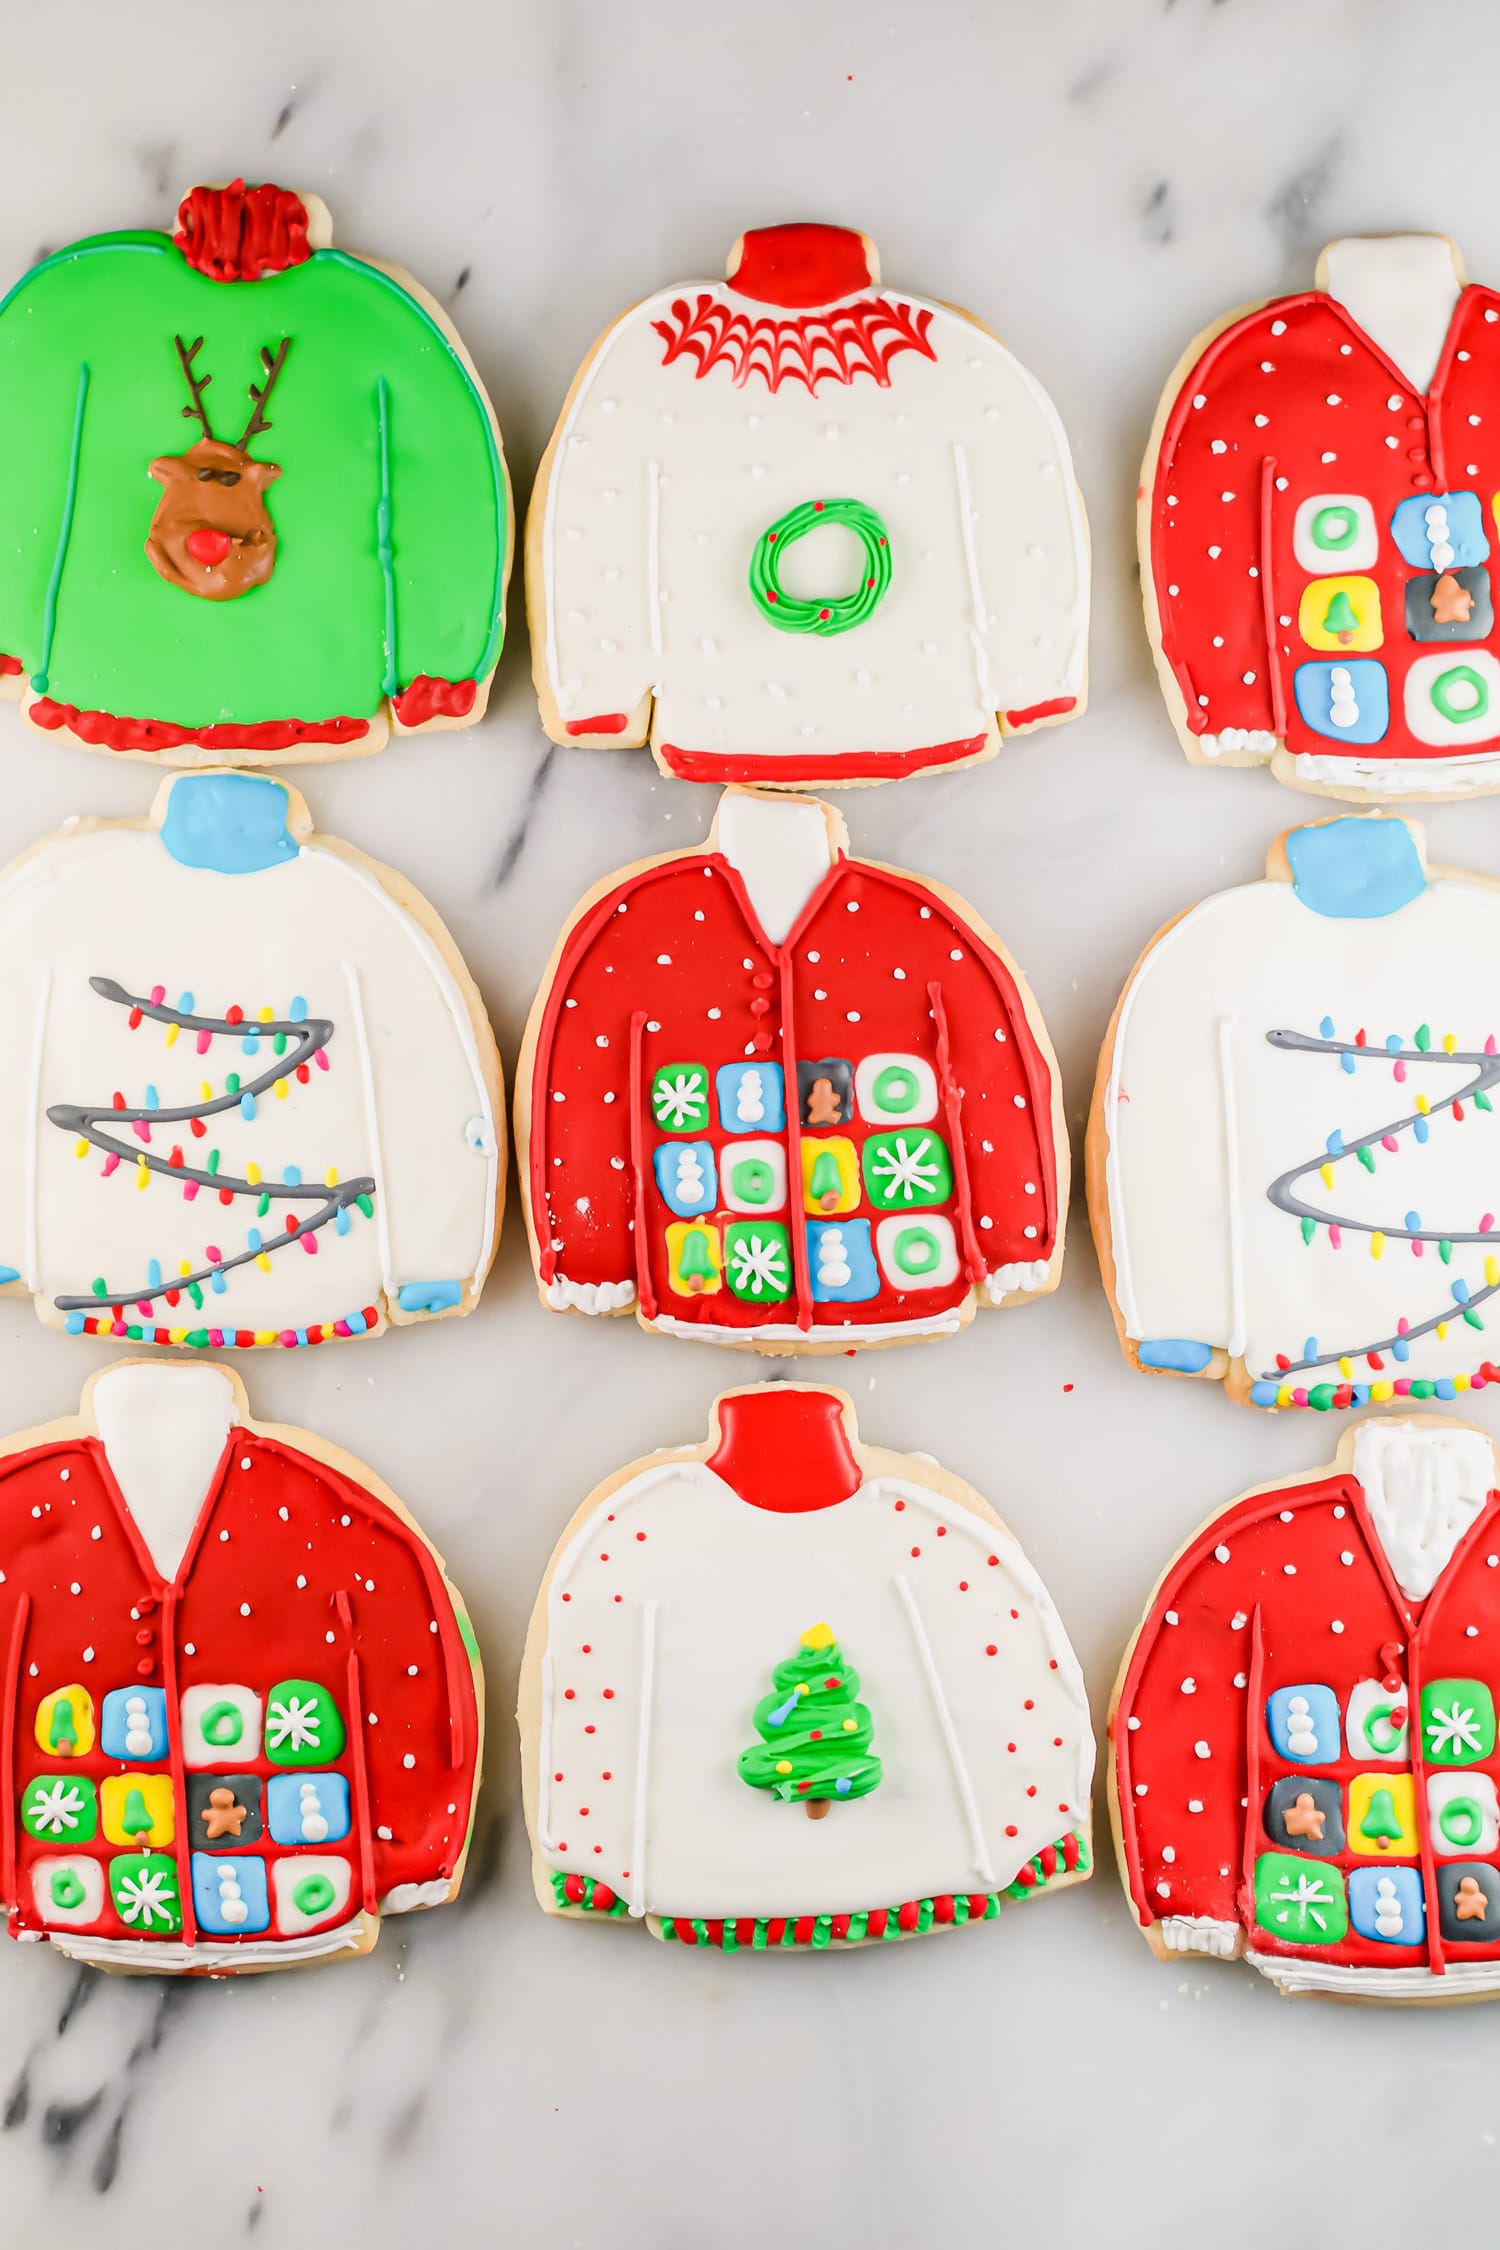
left=716, top=790, right=834, bottom=945
left=1352, top=1418, right=1494, bottom=1601
left=1321, top=235, right=1463, bottom=395
left=92, top=1363, right=236, bottom=1581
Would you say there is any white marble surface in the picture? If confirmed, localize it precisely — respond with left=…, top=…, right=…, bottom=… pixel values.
left=3, top=0, right=1500, bottom=2240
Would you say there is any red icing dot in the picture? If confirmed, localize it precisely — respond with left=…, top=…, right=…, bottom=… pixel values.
left=613, top=1595, right=622, bottom=1604
left=603, top=1689, right=615, bottom=1699
left=959, top=1581, right=969, bottom=1591
left=910, top=1547, right=921, bottom=1558
left=580, top=1807, right=590, bottom=1817
left=561, top=1592, right=571, bottom=1603
left=1049, top=1659, right=1058, bottom=1670
left=1007, top=1742, right=1017, bottom=1753
left=602, top=1771, right=612, bottom=1780
left=1010, top=1609, right=1019, bottom=1620
left=809, top=1730, right=823, bottom=1740
left=636, top=1532, right=647, bottom=1542
left=1024, top=1699, right=1034, bottom=1710
left=582, top=1644, right=592, bottom=1654
left=599, top=1553, right=609, bottom=1562
left=1005, top=1824, right=1019, bottom=1838
left=584, top=1724, right=596, bottom=1734
left=936, top=1527, right=947, bottom=1537
left=564, top=1689, right=576, bottom=1700
left=894, top=1500, right=905, bottom=1511
left=554, top=1772, right=563, bottom=1782
left=987, top=1555, right=999, bottom=1567
left=985, top=1644, right=998, bottom=1656
left=1027, top=1785, right=1037, bottom=1798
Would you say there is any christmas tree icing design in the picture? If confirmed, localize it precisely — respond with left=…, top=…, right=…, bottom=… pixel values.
left=737, top=1622, right=882, bottom=1820
left=48, top=977, right=376, bottom=1319
left=1322, top=589, right=1360, bottom=644
left=1261, top=1016, right=1500, bottom=1381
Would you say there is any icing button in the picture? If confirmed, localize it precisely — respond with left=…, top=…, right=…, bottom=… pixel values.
left=749, top=999, right=771, bottom=1017
left=135, top=1596, right=157, bottom=1613
left=751, top=973, right=775, bottom=991
left=135, top=1658, right=156, bottom=1678
left=753, top=1033, right=773, bottom=1054
left=134, top=1628, right=154, bottom=1647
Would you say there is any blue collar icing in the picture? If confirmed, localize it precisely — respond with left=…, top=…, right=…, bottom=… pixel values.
left=160, top=774, right=300, bottom=874
left=1285, top=817, right=1426, bottom=919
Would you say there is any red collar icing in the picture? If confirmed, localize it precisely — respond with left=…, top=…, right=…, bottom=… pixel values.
left=726, top=224, right=874, bottom=308
left=707, top=1390, right=861, bottom=1513
left=174, top=181, right=313, bottom=282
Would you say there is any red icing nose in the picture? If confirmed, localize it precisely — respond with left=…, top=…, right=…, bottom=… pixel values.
left=185, top=528, right=232, bottom=567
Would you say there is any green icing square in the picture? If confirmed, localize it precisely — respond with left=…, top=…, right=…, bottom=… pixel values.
left=724, top=1221, right=793, bottom=1303
left=1421, top=1678, right=1496, bottom=1765
left=650, top=1063, right=710, bottom=1134
left=265, top=1679, right=346, bottom=1766
left=21, top=1772, right=97, bottom=1843
left=108, top=1852, right=182, bottom=1934
left=1252, top=1852, right=1347, bottom=1946
left=861, top=1129, right=953, bottom=1211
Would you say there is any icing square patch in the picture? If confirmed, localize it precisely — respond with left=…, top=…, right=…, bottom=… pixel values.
left=1291, top=659, right=1389, bottom=744
left=1403, top=653, right=1500, bottom=746
left=31, top=1854, right=105, bottom=1929
left=1348, top=1865, right=1426, bottom=1947
left=1345, top=1678, right=1409, bottom=1763
left=33, top=1685, right=94, bottom=1759
left=650, top=1062, right=711, bottom=1134
left=1404, top=566, right=1493, bottom=643
left=1437, top=1859, right=1500, bottom=1943
left=652, top=1140, right=716, bottom=1218
left=108, top=1851, right=182, bottom=1936
left=1265, top=1684, right=1340, bottom=1765
left=797, top=1057, right=854, bottom=1127
left=1297, top=576, right=1383, bottom=652
left=1262, top=1775, right=1344, bottom=1856
left=861, top=1129, right=954, bottom=1211
left=266, top=1771, right=351, bottom=1846
left=20, top=1773, right=97, bottom=1844
left=1293, top=493, right=1378, bottom=572
left=181, top=1684, right=262, bottom=1768
left=800, top=1136, right=860, bottom=1215
left=875, top=1213, right=960, bottom=1290
left=272, top=1853, right=354, bottom=1936
left=101, top=1773, right=175, bottom=1849
left=1420, top=1678, right=1496, bottom=1765
left=715, top=1061, right=784, bottom=1133
left=722, top=1221, right=793, bottom=1304
left=265, top=1680, right=346, bottom=1767
left=718, top=1139, right=787, bottom=1213
left=1390, top=490, right=1489, bottom=571
left=1252, top=1852, right=1348, bottom=1946
left=192, top=1851, right=270, bottom=1935
left=1428, top=1771, right=1500, bottom=1857
left=187, top=1774, right=264, bottom=1848
left=1348, top=1771, right=1418, bottom=1855
left=807, top=1219, right=879, bottom=1302
left=666, top=1220, right=722, bottom=1296
left=100, top=1686, right=168, bottom=1763
left=854, top=1053, right=939, bottom=1125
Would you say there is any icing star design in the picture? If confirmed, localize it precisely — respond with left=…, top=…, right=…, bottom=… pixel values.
left=1456, top=1875, right=1490, bottom=1922
left=200, top=1785, right=248, bottom=1840
left=1282, top=1790, right=1326, bottom=1841
left=1431, top=571, right=1475, bottom=625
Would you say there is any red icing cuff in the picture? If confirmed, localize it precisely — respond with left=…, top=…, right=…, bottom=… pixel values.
left=0, top=654, right=21, bottom=676
left=1003, top=695, right=1077, bottom=730
left=566, top=713, right=631, bottom=738
left=28, top=698, right=367, bottom=755
left=174, top=181, right=313, bottom=282
left=707, top=1389, right=861, bottom=1513
left=391, top=676, right=478, bottom=727
left=727, top=223, right=874, bottom=308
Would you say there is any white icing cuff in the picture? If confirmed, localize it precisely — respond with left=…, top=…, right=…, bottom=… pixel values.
left=1292, top=749, right=1500, bottom=795
left=1197, top=728, right=1277, bottom=762
left=380, top=1878, right=454, bottom=1915
left=546, top=1276, right=637, bottom=1314
left=984, top=1258, right=1051, bottom=1303
left=1157, top=1914, right=1239, bottom=1959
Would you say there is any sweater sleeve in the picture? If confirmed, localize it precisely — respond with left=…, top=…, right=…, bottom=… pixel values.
left=0, top=259, right=98, bottom=683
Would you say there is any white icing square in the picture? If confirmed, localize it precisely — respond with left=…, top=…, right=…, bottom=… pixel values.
left=32, top=1853, right=105, bottom=1927
left=855, top=1053, right=939, bottom=1125
left=180, top=1684, right=263, bottom=1769
left=272, top=1853, right=354, bottom=1936
left=1292, top=493, right=1378, bottom=572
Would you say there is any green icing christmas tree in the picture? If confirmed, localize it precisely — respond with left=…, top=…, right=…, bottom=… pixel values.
left=808, top=1150, right=845, bottom=1211
left=1322, top=589, right=1360, bottom=644
left=48, top=1696, right=78, bottom=1755
left=737, top=1623, right=882, bottom=1819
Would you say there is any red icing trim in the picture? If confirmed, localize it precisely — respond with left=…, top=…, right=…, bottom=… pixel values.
left=654, top=294, right=937, bottom=396
left=174, top=181, right=313, bottom=283
left=391, top=676, right=477, bottom=728
left=565, top=713, right=631, bottom=738
left=727, top=224, right=875, bottom=309
left=0, top=1596, right=29, bottom=1916
left=659, top=734, right=989, bottom=784
left=1002, top=696, right=1076, bottom=731
left=28, top=699, right=369, bottom=756
left=0, top=655, right=22, bottom=678
left=706, top=1389, right=861, bottom=1513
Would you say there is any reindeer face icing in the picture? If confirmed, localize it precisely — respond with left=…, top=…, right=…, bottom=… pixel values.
left=145, top=335, right=288, bottom=602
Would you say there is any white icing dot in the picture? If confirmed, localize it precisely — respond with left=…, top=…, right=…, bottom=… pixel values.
left=1214, top=1545, right=1230, bottom=1563
left=1331, top=1620, right=1345, bottom=1634
left=1283, top=1564, right=1297, bottom=1576
left=403, top=1753, right=416, bottom=1769
left=239, top=1602, right=251, bottom=1617
left=1180, top=1677, right=1196, bottom=1695
left=1270, top=321, right=1286, bottom=336
left=69, top=1582, right=80, bottom=1596
left=1193, top=1741, right=1211, bottom=1760
left=1340, top=1551, right=1354, bottom=1565
left=1188, top=1799, right=1204, bottom=1814
left=1326, top=394, right=1341, bottom=406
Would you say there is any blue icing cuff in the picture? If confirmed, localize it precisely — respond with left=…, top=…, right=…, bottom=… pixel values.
left=1285, top=817, right=1425, bottom=919
left=397, top=1279, right=464, bottom=1314
left=1137, top=1338, right=1214, bottom=1374
left=0, top=1266, right=19, bottom=1285
left=161, top=775, right=300, bottom=874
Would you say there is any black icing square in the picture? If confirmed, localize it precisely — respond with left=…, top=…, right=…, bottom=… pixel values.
left=797, top=1058, right=854, bottom=1126
left=1436, top=1858, right=1500, bottom=1943
left=187, top=1773, right=263, bottom=1849
left=1263, top=1775, right=1345, bottom=1857
left=1404, top=567, right=1493, bottom=642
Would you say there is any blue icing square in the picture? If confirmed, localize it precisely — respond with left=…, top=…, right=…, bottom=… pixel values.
left=266, top=1771, right=351, bottom=1847
left=652, top=1140, right=717, bottom=1218
left=99, top=1686, right=168, bottom=1763
left=1348, top=1864, right=1426, bottom=1946
left=1292, top=660, right=1390, bottom=744
left=1266, top=1684, right=1341, bottom=1765
left=191, top=1850, right=270, bottom=1935
left=716, top=1061, right=784, bottom=1134
left=1390, top=490, right=1489, bottom=571
left=807, top=1219, right=880, bottom=1302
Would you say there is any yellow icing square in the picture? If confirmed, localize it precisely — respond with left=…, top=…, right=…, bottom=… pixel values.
left=1298, top=575, right=1383, bottom=652
left=1348, top=1770, right=1418, bottom=1856
left=101, top=1772, right=176, bottom=1849
left=34, top=1685, right=95, bottom=1759
left=800, top=1136, right=860, bottom=1215
left=666, top=1221, right=722, bottom=1297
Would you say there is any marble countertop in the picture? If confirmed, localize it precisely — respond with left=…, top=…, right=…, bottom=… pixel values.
left=4, top=0, right=1500, bottom=2241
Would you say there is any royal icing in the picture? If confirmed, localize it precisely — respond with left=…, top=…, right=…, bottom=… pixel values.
left=519, top=787, right=1064, bottom=1350
left=0, top=1361, right=482, bottom=1973
left=0, top=179, right=510, bottom=763
left=1113, top=1415, right=1500, bottom=1998
left=524, top=1385, right=1092, bottom=1948
left=530, top=222, right=1087, bottom=786
left=0, top=770, right=502, bottom=1348
left=1144, top=231, right=1500, bottom=798
left=1095, top=813, right=1500, bottom=1409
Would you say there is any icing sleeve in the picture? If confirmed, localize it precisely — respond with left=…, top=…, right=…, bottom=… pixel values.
left=929, top=941, right=1059, bottom=1287
left=0, top=274, right=90, bottom=682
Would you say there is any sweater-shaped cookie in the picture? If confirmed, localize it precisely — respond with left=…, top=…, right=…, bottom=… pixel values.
left=1, top=1360, right=482, bottom=1973
left=1113, top=1415, right=1500, bottom=2000
left=0, top=179, right=510, bottom=763
left=1089, top=813, right=1500, bottom=1410
left=528, top=223, right=1088, bottom=787
left=519, top=1386, right=1092, bottom=1950
left=0, top=770, right=502, bottom=1347
left=517, top=787, right=1066, bottom=1352
left=1144, top=231, right=1500, bottom=801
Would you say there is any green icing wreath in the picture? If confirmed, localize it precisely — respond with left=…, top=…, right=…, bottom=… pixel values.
left=749, top=498, right=892, bottom=636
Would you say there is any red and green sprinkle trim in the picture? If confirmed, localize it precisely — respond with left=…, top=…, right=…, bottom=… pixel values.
left=68, top=1302, right=381, bottom=1349
left=551, top=1830, right=1088, bottom=1948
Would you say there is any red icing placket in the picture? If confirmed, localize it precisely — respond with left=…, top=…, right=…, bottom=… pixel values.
left=1151, top=279, right=1500, bottom=772
left=526, top=840, right=1057, bottom=1340
left=0, top=1424, right=477, bottom=1962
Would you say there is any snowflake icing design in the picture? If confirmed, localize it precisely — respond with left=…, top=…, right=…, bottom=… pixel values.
left=26, top=1779, right=86, bottom=1836
left=1268, top=1871, right=1336, bottom=1934
left=267, top=1694, right=323, bottom=1753
left=868, top=1134, right=943, bottom=1203
left=653, top=1071, right=707, bottom=1130
left=729, top=1232, right=790, bottom=1297
left=1426, top=1699, right=1485, bottom=1759
left=116, top=1867, right=176, bottom=1928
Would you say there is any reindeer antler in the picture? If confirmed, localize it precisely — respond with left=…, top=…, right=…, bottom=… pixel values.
left=173, top=335, right=215, bottom=441
left=239, top=339, right=290, bottom=450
